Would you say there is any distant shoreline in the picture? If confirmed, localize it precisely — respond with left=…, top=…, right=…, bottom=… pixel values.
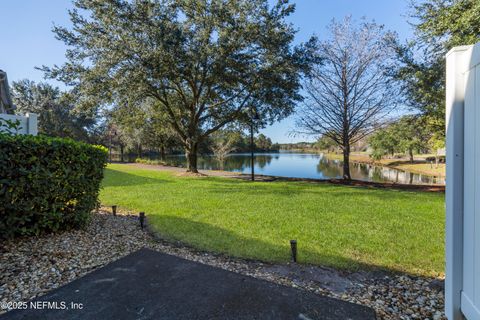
left=320, top=152, right=446, bottom=178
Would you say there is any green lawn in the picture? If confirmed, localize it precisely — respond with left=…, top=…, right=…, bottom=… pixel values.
left=100, top=164, right=445, bottom=276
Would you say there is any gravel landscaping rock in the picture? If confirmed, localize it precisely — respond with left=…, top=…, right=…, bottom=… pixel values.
left=0, top=209, right=446, bottom=319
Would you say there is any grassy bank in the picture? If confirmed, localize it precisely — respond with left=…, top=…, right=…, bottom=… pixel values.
left=100, top=164, right=445, bottom=276
left=324, top=152, right=445, bottom=177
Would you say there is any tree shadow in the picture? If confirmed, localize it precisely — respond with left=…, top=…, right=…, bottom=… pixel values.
left=102, top=168, right=171, bottom=187
left=147, top=215, right=425, bottom=277
left=203, top=178, right=442, bottom=202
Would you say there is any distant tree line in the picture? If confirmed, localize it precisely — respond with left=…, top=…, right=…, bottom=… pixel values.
left=279, top=142, right=316, bottom=152
left=368, top=116, right=432, bottom=162
left=209, top=130, right=279, bottom=159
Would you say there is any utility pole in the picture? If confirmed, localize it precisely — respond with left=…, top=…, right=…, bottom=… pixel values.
left=109, top=128, right=117, bottom=163
left=109, top=133, right=113, bottom=163
left=250, top=121, right=255, bottom=181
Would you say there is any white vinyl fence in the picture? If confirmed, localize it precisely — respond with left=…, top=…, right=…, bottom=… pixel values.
left=446, top=42, right=480, bottom=320
left=0, top=113, right=38, bottom=135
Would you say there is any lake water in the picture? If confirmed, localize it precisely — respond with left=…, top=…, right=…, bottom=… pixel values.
left=160, top=152, right=445, bottom=185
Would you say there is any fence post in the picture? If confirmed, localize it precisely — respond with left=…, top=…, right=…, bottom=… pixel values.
left=445, top=45, right=470, bottom=320
left=26, top=113, right=38, bottom=136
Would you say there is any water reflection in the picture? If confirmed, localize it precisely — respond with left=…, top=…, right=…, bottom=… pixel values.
left=316, top=157, right=343, bottom=178
left=162, top=154, right=275, bottom=171
left=315, top=157, right=445, bottom=185
left=151, top=152, right=445, bottom=185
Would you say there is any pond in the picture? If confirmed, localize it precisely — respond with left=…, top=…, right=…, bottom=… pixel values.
left=159, top=152, right=445, bottom=185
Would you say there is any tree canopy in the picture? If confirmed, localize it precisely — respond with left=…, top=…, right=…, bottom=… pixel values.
left=369, top=116, right=428, bottom=162
left=106, top=98, right=179, bottom=159
left=394, top=0, right=480, bottom=139
left=43, top=0, right=314, bottom=172
left=11, top=80, right=95, bottom=141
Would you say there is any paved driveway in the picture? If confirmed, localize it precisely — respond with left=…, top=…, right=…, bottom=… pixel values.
left=1, top=248, right=376, bottom=320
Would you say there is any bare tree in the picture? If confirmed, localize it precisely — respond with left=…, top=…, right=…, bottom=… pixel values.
left=211, top=131, right=237, bottom=165
left=296, top=17, right=400, bottom=180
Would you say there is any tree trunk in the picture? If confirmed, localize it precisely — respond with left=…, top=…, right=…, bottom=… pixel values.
left=185, top=140, right=199, bottom=173
left=409, top=148, right=414, bottom=163
left=160, top=146, right=166, bottom=161
left=342, top=143, right=351, bottom=180
left=120, top=144, right=124, bottom=162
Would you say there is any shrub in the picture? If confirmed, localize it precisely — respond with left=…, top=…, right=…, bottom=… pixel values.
left=135, top=158, right=167, bottom=166
left=0, top=134, right=108, bottom=238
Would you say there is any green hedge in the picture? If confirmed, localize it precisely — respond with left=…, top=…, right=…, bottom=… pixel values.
left=135, top=158, right=167, bottom=166
left=0, top=134, right=108, bottom=238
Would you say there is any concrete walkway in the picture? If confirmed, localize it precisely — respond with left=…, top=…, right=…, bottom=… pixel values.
left=1, top=249, right=376, bottom=320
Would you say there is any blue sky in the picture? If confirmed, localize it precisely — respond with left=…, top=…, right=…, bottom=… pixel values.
left=0, top=0, right=413, bottom=143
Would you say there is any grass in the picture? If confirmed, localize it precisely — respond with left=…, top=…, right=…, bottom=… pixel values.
left=390, top=162, right=445, bottom=177
left=100, top=164, right=445, bottom=277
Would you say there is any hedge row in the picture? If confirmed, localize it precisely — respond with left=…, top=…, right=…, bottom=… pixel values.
left=135, top=157, right=168, bottom=166
left=0, top=134, right=108, bottom=238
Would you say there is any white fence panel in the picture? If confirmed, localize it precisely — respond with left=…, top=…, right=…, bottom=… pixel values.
left=0, top=113, right=38, bottom=135
left=446, top=42, right=480, bottom=320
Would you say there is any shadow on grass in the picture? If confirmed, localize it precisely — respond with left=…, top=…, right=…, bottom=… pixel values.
left=148, top=215, right=417, bottom=276
left=202, top=179, right=439, bottom=202
left=104, top=168, right=442, bottom=204
left=102, top=168, right=171, bottom=187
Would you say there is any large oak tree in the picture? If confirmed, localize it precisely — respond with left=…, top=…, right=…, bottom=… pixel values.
left=43, top=0, right=313, bottom=172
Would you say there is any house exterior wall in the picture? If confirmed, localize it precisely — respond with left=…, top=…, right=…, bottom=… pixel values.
left=0, top=112, right=38, bottom=135
left=0, top=70, right=15, bottom=114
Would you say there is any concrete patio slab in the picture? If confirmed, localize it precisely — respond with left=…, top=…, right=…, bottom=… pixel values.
left=1, top=248, right=376, bottom=320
